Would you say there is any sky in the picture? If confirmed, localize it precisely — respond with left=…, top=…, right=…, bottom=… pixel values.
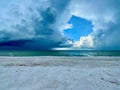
left=0, top=0, right=120, bottom=50
left=64, top=15, right=93, bottom=41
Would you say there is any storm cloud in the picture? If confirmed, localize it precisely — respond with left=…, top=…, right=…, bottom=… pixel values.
left=0, top=0, right=120, bottom=50
left=0, top=0, right=70, bottom=50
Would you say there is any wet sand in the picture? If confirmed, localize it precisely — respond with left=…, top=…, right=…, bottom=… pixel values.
left=0, top=56, right=120, bottom=67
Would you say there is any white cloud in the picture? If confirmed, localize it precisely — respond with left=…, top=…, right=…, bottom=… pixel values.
left=73, top=35, right=94, bottom=48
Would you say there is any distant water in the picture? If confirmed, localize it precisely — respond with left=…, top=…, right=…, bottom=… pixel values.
left=0, top=50, right=120, bottom=56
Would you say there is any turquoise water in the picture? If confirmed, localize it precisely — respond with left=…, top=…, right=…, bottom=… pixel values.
left=0, top=50, right=120, bottom=56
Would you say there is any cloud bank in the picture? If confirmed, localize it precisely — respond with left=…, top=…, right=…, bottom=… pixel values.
left=0, top=0, right=71, bottom=50
left=0, top=0, right=120, bottom=50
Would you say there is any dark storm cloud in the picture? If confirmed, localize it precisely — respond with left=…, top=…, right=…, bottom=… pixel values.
left=0, top=0, right=70, bottom=50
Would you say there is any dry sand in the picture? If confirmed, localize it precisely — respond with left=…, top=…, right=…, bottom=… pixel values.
left=0, top=56, right=120, bottom=90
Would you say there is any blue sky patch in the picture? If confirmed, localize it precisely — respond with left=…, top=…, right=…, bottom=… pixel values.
left=64, top=15, right=93, bottom=41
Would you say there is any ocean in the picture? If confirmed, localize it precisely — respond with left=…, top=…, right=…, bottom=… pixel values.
left=0, top=50, right=120, bottom=56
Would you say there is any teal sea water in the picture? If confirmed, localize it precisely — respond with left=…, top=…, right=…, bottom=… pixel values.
left=0, top=50, right=120, bottom=56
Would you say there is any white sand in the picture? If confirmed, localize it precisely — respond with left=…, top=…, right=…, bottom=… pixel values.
left=0, top=56, right=120, bottom=90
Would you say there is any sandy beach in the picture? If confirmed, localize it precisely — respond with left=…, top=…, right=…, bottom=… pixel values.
left=0, top=56, right=120, bottom=90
